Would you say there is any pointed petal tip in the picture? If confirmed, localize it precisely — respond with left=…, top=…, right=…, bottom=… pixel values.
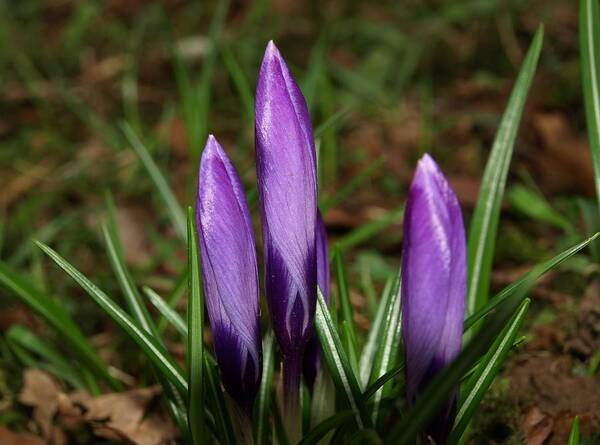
left=202, top=134, right=223, bottom=159
left=262, top=40, right=284, bottom=68
left=417, top=153, right=438, bottom=172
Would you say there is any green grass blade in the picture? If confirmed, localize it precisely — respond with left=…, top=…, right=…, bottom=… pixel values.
left=187, top=207, right=205, bottom=444
left=361, top=364, right=404, bottom=403
left=121, top=122, right=186, bottom=240
left=466, top=26, right=544, bottom=319
left=298, top=411, right=354, bottom=445
left=449, top=299, right=530, bottom=443
left=104, top=193, right=155, bottom=333
left=158, top=269, right=188, bottom=333
left=6, top=324, right=87, bottom=390
left=508, top=185, right=573, bottom=232
left=221, top=46, right=254, bottom=121
left=35, top=240, right=188, bottom=395
left=314, top=288, right=369, bottom=429
left=581, top=0, right=600, bottom=208
left=204, top=354, right=236, bottom=445
left=104, top=195, right=189, bottom=435
left=578, top=199, right=600, bottom=262
left=333, top=249, right=358, bottom=365
left=144, top=286, right=188, bottom=338
left=320, top=157, right=385, bottom=213
left=254, top=332, right=275, bottom=445
left=368, top=273, right=402, bottom=425
left=359, top=275, right=395, bottom=387
left=0, top=261, right=120, bottom=390
left=568, top=416, right=581, bottom=445
left=464, top=234, right=599, bottom=331
left=336, top=205, right=404, bottom=252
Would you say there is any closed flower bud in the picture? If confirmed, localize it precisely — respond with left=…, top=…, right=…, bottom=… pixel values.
left=401, top=154, right=467, bottom=443
left=196, top=135, right=262, bottom=412
left=255, top=41, right=318, bottom=406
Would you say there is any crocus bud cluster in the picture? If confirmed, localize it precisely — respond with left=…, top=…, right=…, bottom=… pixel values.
left=196, top=41, right=322, bottom=412
left=196, top=40, right=467, bottom=442
left=401, top=154, right=467, bottom=443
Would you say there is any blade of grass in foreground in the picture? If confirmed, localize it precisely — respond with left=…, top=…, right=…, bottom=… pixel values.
left=464, top=233, right=599, bottom=331
left=104, top=194, right=189, bottom=435
left=144, top=286, right=188, bottom=339
left=6, top=324, right=87, bottom=391
left=466, top=26, right=544, bottom=321
left=35, top=240, right=188, bottom=395
left=568, top=416, right=580, bottom=445
left=0, top=261, right=120, bottom=390
left=581, top=0, right=600, bottom=208
left=359, top=275, right=395, bottom=387
left=449, top=299, right=530, bottom=443
left=386, top=235, right=598, bottom=445
left=368, top=272, right=402, bottom=426
left=187, top=207, right=205, bottom=444
left=121, top=122, right=186, bottom=240
left=315, top=288, right=369, bottom=430
left=333, top=249, right=359, bottom=370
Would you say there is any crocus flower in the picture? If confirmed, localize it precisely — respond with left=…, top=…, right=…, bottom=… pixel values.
left=255, top=41, right=318, bottom=406
left=196, top=135, right=262, bottom=413
left=401, top=154, right=466, bottom=443
left=303, top=211, right=330, bottom=390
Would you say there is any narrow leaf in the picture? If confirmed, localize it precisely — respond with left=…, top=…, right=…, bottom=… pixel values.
left=465, top=233, right=599, bottom=331
left=254, top=332, right=275, bottom=445
left=580, top=0, right=600, bottom=208
left=368, top=273, right=402, bottom=425
left=35, top=240, right=188, bottom=395
left=314, top=288, right=369, bottom=429
left=333, top=249, right=358, bottom=366
left=466, top=26, right=544, bottom=319
left=359, top=274, right=395, bottom=387
left=144, top=286, right=188, bottom=338
left=121, top=122, right=186, bottom=239
left=568, top=416, right=580, bottom=445
left=187, top=207, right=205, bottom=443
left=449, top=299, right=530, bottom=443
left=0, top=261, right=120, bottom=390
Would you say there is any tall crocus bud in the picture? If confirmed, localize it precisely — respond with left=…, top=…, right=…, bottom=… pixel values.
left=196, top=135, right=262, bottom=413
left=303, top=211, right=330, bottom=389
left=255, top=41, right=318, bottom=408
left=401, top=154, right=466, bottom=444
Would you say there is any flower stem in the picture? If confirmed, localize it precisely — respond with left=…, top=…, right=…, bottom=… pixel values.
left=282, top=351, right=303, bottom=442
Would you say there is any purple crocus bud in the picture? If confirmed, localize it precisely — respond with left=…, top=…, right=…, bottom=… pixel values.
left=401, top=154, right=466, bottom=443
left=196, top=135, right=262, bottom=413
left=255, top=41, right=318, bottom=406
left=303, top=211, right=330, bottom=389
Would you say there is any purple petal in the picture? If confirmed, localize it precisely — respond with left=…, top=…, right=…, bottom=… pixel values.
left=303, top=211, right=330, bottom=389
left=255, top=41, right=318, bottom=355
left=196, top=135, right=262, bottom=410
left=401, top=153, right=466, bottom=441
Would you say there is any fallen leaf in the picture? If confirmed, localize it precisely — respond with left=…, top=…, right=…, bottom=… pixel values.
left=19, top=368, right=61, bottom=440
left=522, top=407, right=554, bottom=445
left=73, top=386, right=177, bottom=445
left=0, top=426, right=44, bottom=445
